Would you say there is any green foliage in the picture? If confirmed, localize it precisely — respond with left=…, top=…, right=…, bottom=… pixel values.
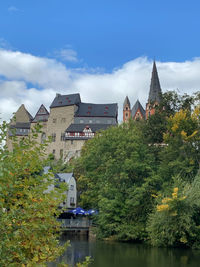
left=74, top=90, right=200, bottom=246
left=147, top=173, right=200, bottom=248
left=0, top=122, right=68, bottom=266
left=74, top=121, right=156, bottom=240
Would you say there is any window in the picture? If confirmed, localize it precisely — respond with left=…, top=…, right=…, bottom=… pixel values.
left=96, top=120, right=100, bottom=123
left=70, top=197, right=75, bottom=204
left=89, top=120, right=92, bottom=123
left=125, top=113, right=128, bottom=118
left=60, top=149, right=63, bottom=158
left=61, top=118, right=66, bottom=123
left=80, top=120, right=84, bottom=123
left=71, top=140, right=73, bottom=145
left=107, top=120, right=111, bottom=124
left=126, top=107, right=128, bottom=110
left=52, top=149, right=55, bottom=154
left=70, top=185, right=74, bottom=191
left=41, top=132, right=46, bottom=144
left=51, top=133, right=56, bottom=142
left=52, top=118, right=57, bottom=123
left=60, top=133, right=65, bottom=141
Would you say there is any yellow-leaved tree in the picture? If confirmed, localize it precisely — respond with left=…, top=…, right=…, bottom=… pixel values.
left=0, top=122, right=90, bottom=266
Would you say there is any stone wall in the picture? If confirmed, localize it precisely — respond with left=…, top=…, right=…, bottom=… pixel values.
left=46, top=105, right=76, bottom=159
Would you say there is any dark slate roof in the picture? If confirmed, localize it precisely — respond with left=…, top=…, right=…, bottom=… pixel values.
left=131, top=100, right=145, bottom=118
left=55, top=173, right=74, bottom=184
left=75, top=103, right=118, bottom=117
left=65, top=123, right=112, bottom=133
left=10, top=122, right=31, bottom=129
left=148, top=61, right=162, bottom=103
left=123, top=96, right=130, bottom=109
left=32, top=104, right=49, bottom=122
left=9, top=122, right=31, bottom=136
left=50, top=93, right=81, bottom=108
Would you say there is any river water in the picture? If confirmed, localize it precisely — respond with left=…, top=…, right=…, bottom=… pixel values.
left=49, top=234, right=200, bottom=267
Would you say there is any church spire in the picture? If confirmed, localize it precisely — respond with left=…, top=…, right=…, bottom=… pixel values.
left=148, top=61, right=162, bottom=103
left=123, top=96, right=130, bottom=109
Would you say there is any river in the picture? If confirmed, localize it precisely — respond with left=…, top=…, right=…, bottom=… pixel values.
left=49, top=234, right=200, bottom=267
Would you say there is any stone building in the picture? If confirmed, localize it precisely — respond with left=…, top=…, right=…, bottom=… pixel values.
left=7, top=93, right=118, bottom=161
left=7, top=104, right=33, bottom=151
left=123, top=61, right=162, bottom=122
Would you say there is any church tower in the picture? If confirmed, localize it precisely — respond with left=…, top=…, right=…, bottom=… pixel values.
left=146, top=61, right=162, bottom=119
left=123, top=96, right=131, bottom=122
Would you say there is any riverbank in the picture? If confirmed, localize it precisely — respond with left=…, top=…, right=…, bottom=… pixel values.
left=49, top=234, right=200, bottom=267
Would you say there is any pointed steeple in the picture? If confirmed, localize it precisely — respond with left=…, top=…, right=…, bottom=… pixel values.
left=148, top=61, right=162, bottom=103
left=131, top=100, right=145, bottom=119
left=123, top=96, right=130, bottom=109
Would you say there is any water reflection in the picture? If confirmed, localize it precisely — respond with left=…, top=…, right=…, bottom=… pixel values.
left=49, top=234, right=200, bottom=267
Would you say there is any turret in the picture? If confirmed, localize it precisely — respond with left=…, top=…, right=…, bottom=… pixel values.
left=123, top=96, right=131, bottom=122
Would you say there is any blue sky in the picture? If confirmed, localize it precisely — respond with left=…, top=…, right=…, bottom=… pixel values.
left=0, top=0, right=200, bottom=121
left=1, top=0, right=200, bottom=70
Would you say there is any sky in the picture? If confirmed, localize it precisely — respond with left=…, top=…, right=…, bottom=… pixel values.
left=0, top=0, right=200, bottom=122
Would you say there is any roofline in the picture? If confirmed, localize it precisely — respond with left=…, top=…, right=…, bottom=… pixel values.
left=50, top=103, right=78, bottom=109
left=74, top=115, right=117, bottom=118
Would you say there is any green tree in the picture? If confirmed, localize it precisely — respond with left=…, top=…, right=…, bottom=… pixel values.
left=147, top=172, right=200, bottom=248
left=158, top=107, right=200, bottom=183
left=74, top=121, right=156, bottom=241
left=0, top=122, right=87, bottom=266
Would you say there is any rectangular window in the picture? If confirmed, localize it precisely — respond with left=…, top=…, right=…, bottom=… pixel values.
left=89, top=120, right=92, bottom=123
left=51, top=133, right=56, bottom=142
left=60, top=133, right=65, bottom=141
left=70, top=197, right=75, bottom=204
left=53, top=149, right=55, bottom=154
left=70, top=185, right=74, bottom=191
left=80, top=119, right=84, bottom=123
left=52, top=118, right=57, bottom=123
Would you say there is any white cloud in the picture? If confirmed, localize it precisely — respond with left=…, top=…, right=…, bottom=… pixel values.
left=0, top=48, right=199, bottom=123
left=53, top=48, right=78, bottom=63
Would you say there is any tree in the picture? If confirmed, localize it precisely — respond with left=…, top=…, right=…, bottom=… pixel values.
left=147, top=172, right=200, bottom=248
left=0, top=122, right=71, bottom=266
left=74, top=121, right=156, bottom=241
left=159, top=107, right=200, bottom=182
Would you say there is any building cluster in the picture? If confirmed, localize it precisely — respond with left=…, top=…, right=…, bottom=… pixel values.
left=7, top=93, right=118, bottom=161
left=7, top=61, right=162, bottom=161
left=123, top=61, right=162, bottom=122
